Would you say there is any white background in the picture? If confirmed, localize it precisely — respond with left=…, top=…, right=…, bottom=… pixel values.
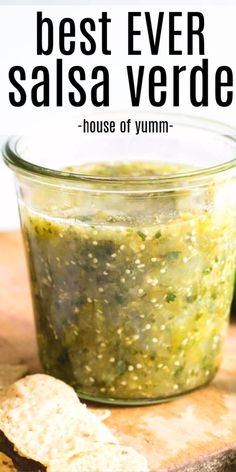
left=1, top=3, right=236, bottom=229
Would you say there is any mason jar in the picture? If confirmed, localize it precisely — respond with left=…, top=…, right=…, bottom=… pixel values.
left=3, top=115, right=236, bottom=404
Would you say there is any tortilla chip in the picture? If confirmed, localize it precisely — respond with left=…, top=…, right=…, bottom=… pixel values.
left=0, top=374, right=117, bottom=467
left=91, top=409, right=111, bottom=421
left=0, top=430, right=45, bottom=472
left=48, top=444, right=149, bottom=472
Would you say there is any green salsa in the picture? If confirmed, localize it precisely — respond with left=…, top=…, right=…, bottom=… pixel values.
left=21, top=161, right=236, bottom=403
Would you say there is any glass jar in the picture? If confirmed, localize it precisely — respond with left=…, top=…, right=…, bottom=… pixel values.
left=3, top=115, right=236, bottom=405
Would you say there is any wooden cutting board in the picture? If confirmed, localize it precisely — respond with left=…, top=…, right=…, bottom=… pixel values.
left=0, top=231, right=236, bottom=472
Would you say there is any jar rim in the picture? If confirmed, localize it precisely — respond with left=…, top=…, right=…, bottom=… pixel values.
left=2, top=113, right=236, bottom=185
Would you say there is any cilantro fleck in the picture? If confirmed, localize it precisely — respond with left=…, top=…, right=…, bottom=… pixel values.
left=137, top=230, right=147, bottom=241
left=154, top=230, right=162, bottom=239
left=166, top=292, right=177, bottom=303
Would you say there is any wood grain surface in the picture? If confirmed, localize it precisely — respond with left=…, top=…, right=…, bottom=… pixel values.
left=0, top=231, right=236, bottom=472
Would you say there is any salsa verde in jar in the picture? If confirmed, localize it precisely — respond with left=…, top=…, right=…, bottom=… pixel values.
left=20, top=161, right=236, bottom=404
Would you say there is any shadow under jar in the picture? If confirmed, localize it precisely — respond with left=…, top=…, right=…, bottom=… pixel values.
left=3, top=115, right=236, bottom=405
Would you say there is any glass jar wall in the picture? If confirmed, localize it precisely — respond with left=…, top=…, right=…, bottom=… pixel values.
left=3, top=115, right=236, bottom=404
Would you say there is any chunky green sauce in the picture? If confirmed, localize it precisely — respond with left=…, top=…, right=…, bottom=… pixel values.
left=21, top=162, right=236, bottom=403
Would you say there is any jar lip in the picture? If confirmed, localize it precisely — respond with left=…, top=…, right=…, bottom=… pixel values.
left=2, top=113, right=236, bottom=185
